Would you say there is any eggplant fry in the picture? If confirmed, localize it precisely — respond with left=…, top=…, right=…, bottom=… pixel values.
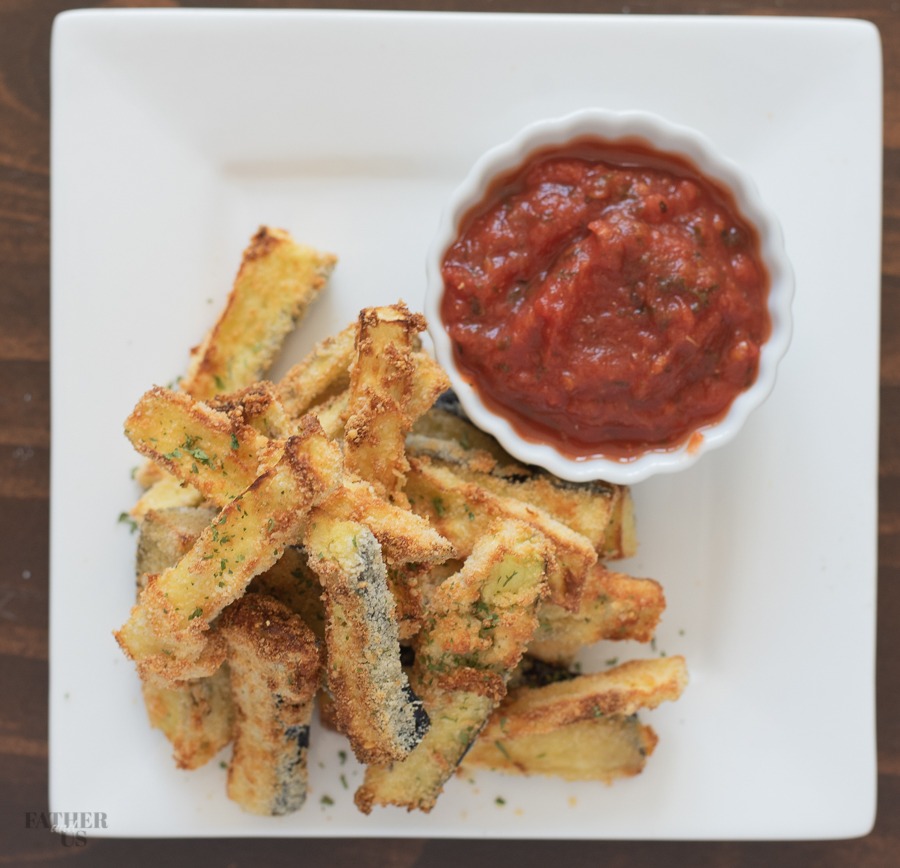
left=180, top=227, right=336, bottom=401
left=125, top=386, right=270, bottom=509
left=134, top=460, right=166, bottom=489
left=462, top=713, right=658, bottom=783
left=304, top=351, right=449, bottom=444
left=407, top=435, right=620, bottom=553
left=406, top=456, right=596, bottom=611
left=603, top=486, right=638, bottom=560
left=130, top=474, right=207, bottom=521
left=529, top=565, right=666, bottom=665
left=316, top=476, right=454, bottom=638
left=355, top=519, right=551, bottom=814
left=278, top=321, right=358, bottom=420
left=461, top=658, right=686, bottom=782
left=479, top=656, right=688, bottom=742
left=136, top=506, right=235, bottom=769
left=305, top=516, right=429, bottom=764
left=406, top=353, right=452, bottom=421
left=343, top=304, right=425, bottom=504
left=219, top=594, right=322, bottom=815
left=412, top=399, right=637, bottom=560
left=141, top=666, right=236, bottom=771
left=135, top=507, right=218, bottom=582
left=247, top=546, right=327, bottom=642
left=116, top=423, right=342, bottom=686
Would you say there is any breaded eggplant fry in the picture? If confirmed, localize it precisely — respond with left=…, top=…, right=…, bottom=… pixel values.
left=343, top=304, right=426, bottom=503
left=305, top=516, right=429, bottom=764
left=134, top=460, right=166, bottom=489
left=407, top=436, right=623, bottom=553
left=406, top=456, right=596, bottom=611
left=413, top=400, right=638, bottom=559
left=415, top=521, right=552, bottom=692
left=278, top=322, right=357, bottom=420
left=529, top=565, right=666, bottom=665
left=115, top=423, right=342, bottom=686
left=278, top=314, right=447, bottom=442
left=355, top=520, right=551, bottom=814
left=405, top=434, right=499, bottom=474
left=136, top=505, right=235, bottom=769
left=141, top=665, right=236, bottom=771
left=130, top=474, right=206, bottom=521
left=356, top=690, right=494, bottom=814
left=247, top=546, right=327, bottom=642
left=386, top=562, right=429, bottom=641
left=479, top=656, right=688, bottom=742
left=219, top=594, right=322, bottom=815
left=308, top=349, right=449, bottom=444
left=603, top=486, right=638, bottom=560
left=206, top=381, right=292, bottom=439
left=125, top=386, right=270, bottom=509
left=406, top=353, right=452, bottom=421
left=412, top=401, right=516, bottom=466
left=135, top=507, right=218, bottom=581
left=181, top=227, right=336, bottom=400
left=462, top=713, right=658, bottom=783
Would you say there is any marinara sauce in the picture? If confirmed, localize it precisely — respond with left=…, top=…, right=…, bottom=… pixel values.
left=440, top=138, right=771, bottom=461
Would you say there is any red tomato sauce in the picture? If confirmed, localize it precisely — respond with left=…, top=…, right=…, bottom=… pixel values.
left=440, top=138, right=771, bottom=461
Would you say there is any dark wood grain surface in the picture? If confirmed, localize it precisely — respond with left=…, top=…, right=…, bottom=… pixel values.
left=0, top=0, right=896, bottom=864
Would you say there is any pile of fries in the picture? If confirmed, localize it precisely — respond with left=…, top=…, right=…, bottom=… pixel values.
left=116, top=226, right=688, bottom=816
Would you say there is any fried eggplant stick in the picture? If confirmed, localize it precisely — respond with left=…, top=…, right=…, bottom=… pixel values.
left=219, top=594, right=322, bottom=815
left=180, top=227, right=336, bottom=401
left=406, top=456, right=596, bottom=611
left=304, top=516, right=430, bottom=764
left=141, top=666, right=235, bottom=772
left=529, top=564, right=666, bottom=665
left=116, top=421, right=342, bottom=686
left=408, top=434, right=621, bottom=554
left=463, top=711, right=658, bottom=783
left=278, top=322, right=358, bottom=421
left=463, top=656, right=686, bottom=781
left=126, top=386, right=270, bottom=508
left=482, top=655, right=688, bottom=740
left=411, top=402, right=637, bottom=560
left=343, top=304, right=427, bottom=505
left=355, top=520, right=551, bottom=814
left=136, top=507, right=234, bottom=769
left=247, top=545, right=327, bottom=642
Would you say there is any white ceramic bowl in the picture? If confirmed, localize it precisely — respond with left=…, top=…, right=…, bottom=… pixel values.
left=425, top=108, right=794, bottom=484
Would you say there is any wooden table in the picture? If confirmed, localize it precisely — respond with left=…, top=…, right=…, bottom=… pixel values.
left=1, top=1, right=895, bottom=864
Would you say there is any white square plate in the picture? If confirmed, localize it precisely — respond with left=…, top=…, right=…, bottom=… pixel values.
left=50, top=9, right=882, bottom=839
